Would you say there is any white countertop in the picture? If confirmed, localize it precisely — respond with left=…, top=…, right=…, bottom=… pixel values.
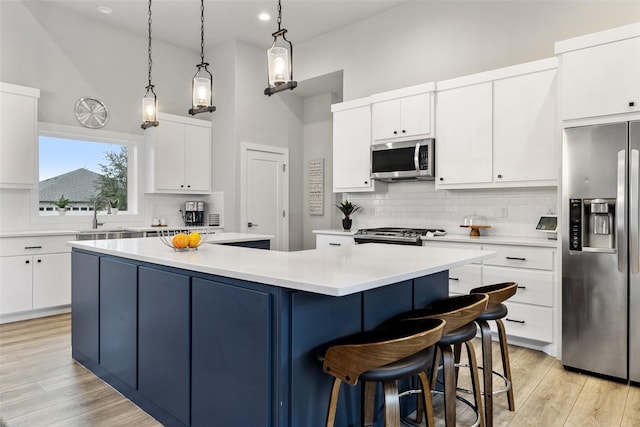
left=312, top=229, right=357, bottom=236
left=203, top=232, right=273, bottom=244
left=0, top=230, right=79, bottom=238
left=67, top=237, right=492, bottom=296
left=422, top=233, right=558, bottom=248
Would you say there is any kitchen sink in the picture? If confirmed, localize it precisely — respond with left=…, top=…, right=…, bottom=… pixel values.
left=75, top=229, right=144, bottom=240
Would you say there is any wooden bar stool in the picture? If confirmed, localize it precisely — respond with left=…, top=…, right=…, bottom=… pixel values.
left=320, top=318, right=446, bottom=427
left=391, top=293, right=489, bottom=427
left=467, top=282, right=518, bottom=427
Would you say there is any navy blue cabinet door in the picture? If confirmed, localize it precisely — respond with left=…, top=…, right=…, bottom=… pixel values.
left=191, top=278, right=273, bottom=427
left=138, top=267, right=190, bottom=426
left=71, top=251, right=100, bottom=363
left=222, top=240, right=270, bottom=250
left=99, top=257, right=137, bottom=389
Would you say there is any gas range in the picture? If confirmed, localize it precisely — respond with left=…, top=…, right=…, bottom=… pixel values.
left=353, top=227, right=447, bottom=246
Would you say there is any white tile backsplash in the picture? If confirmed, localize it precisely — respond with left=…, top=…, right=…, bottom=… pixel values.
left=341, top=182, right=557, bottom=238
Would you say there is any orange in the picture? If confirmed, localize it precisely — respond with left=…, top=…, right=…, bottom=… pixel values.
left=172, top=233, right=189, bottom=249
left=188, top=232, right=201, bottom=248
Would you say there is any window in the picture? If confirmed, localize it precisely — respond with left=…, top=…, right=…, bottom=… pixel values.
left=37, top=124, right=138, bottom=216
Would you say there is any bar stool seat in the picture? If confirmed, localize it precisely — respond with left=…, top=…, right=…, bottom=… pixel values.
left=319, top=318, right=446, bottom=427
left=469, top=282, right=518, bottom=427
left=387, top=293, right=489, bottom=427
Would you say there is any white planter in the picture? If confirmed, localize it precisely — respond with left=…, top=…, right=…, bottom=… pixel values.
left=57, top=207, right=67, bottom=215
left=111, top=208, right=118, bottom=215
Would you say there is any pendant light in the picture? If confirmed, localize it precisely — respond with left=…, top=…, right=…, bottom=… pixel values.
left=188, top=0, right=215, bottom=115
left=141, top=0, right=159, bottom=129
left=264, top=0, right=297, bottom=96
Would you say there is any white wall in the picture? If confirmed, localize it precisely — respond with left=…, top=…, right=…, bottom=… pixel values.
left=301, top=92, right=337, bottom=249
left=296, top=1, right=640, bottom=100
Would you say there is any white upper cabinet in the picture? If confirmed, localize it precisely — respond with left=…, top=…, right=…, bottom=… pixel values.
left=436, top=58, right=558, bottom=190
left=371, top=83, right=435, bottom=143
left=332, top=99, right=379, bottom=193
left=436, top=82, right=493, bottom=186
left=145, top=112, right=211, bottom=194
left=493, top=69, right=557, bottom=184
left=0, top=83, right=39, bottom=188
left=556, top=23, right=640, bottom=121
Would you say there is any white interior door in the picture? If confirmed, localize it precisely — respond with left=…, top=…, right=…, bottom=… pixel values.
left=241, top=143, right=289, bottom=251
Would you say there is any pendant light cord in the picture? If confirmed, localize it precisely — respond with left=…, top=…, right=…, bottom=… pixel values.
left=147, top=0, right=153, bottom=87
left=276, top=0, right=282, bottom=32
left=200, top=0, right=205, bottom=64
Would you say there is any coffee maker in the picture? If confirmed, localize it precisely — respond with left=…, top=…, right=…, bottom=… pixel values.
left=184, top=201, right=205, bottom=226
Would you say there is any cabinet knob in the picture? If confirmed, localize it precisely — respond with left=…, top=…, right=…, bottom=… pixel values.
left=37, top=259, right=42, bottom=263
left=402, top=130, right=406, bottom=133
left=630, top=101, right=636, bottom=107
left=180, top=184, right=184, bottom=188
left=187, top=185, right=191, bottom=188
left=25, top=260, right=30, bottom=264
left=364, top=180, right=368, bottom=184
left=497, top=174, right=503, bottom=178
left=393, top=131, right=398, bottom=135
left=439, top=177, right=444, bottom=181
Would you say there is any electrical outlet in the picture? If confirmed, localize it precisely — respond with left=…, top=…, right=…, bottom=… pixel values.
left=499, top=206, right=508, bottom=219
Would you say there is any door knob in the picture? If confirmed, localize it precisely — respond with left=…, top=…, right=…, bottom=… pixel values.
left=248, top=222, right=259, bottom=228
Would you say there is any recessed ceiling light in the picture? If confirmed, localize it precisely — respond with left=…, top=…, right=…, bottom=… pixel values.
left=97, top=6, right=114, bottom=15
left=258, top=12, right=270, bottom=21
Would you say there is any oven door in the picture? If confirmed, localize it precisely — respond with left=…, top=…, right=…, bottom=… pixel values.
left=371, top=139, right=434, bottom=182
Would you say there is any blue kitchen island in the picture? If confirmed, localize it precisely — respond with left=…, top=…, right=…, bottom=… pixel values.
left=68, top=236, right=490, bottom=427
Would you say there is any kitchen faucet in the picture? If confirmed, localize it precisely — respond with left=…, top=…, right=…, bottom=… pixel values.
left=92, top=196, right=111, bottom=229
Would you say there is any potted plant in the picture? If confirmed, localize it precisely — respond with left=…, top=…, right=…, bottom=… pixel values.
left=336, top=200, right=361, bottom=231
left=54, top=195, right=71, bottom=215
left=109, top=198, right=119, bottom=215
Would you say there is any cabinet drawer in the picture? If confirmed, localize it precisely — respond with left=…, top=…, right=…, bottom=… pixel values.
left=0, top=235, right=75, bottom=257
left=423, top=241, right=482, bottom=264
left=483, top=266, right=553, bottom=307
left=482, top=244, right=553, bottom=270
left=502, top=301, right=553, bottom=342
left=315, top=234, right=355, bottom=249
left=447, top=264, right=481, bottom=295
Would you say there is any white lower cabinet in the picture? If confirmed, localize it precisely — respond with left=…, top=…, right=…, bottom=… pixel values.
left=423, top=239, right=556, bottom=345
left=315, top=233, right=355, bottom=249
left=0, top=235, right=73, bottom=318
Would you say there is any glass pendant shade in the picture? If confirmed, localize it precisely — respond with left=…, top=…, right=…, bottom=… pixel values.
left=189, top=64, right=215, bottom=115
left=193, top=77, right=211, bottom=107
left=267, top=46, right=290, bottom=87
left=141, top=86, right=159, bottom=129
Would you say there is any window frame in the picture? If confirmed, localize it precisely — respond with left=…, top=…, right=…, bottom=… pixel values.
left=31, top=122, right=144, bottom=225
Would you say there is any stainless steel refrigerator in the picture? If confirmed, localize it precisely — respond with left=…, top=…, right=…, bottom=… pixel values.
left=562, top=121, right=640, bottom=383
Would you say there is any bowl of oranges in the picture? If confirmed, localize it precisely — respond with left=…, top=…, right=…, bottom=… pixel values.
left=158, top=229, right=208, bottom=251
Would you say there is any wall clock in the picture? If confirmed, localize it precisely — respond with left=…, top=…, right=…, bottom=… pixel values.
left=74, top=97, right=109, bottom=128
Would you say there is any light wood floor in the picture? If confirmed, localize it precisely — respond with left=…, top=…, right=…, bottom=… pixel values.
left=1, top=313, right=639, bottom=426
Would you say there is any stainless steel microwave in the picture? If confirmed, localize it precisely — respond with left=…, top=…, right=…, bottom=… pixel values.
left=371, top=139, right=435, bottom=182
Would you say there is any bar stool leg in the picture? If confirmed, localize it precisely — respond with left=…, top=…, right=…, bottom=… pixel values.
left=326, top=378, right=342, bottom=427
left=418, top=371, right=436, bottom=427
left=478, top=319, right=494, bottom=426
left=496, top=319, right=515, bottom=411
left=383, top=381, right=401, bottom=427
left=364, top=381, right=376, bottom=426
left=441, top=345, right=457, bottom=427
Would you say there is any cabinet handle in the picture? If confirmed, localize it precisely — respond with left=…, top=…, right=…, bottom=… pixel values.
left=187, top=185, right=191, bottom=188
left=630, top=101, right=636, bottom=107
left=37, top=259, right=42, bottom=263
left=517, top=285, right=526, bottom=289
left=393, top=131, right=398, bottom=135
left=506, top=318, right=525, bottom=324
left=24, top=246, right=42, bottom=249
left=506, top=256, right=526, bottom=261
left=439, top=177, right=444, bottom=181
left=329, top=243, right=341, bottom=246
left=25, top=260, right=30, bottom=264
left=497, top=174, right=503, bottom=179
left=449, top=277, right=460, bottom=281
